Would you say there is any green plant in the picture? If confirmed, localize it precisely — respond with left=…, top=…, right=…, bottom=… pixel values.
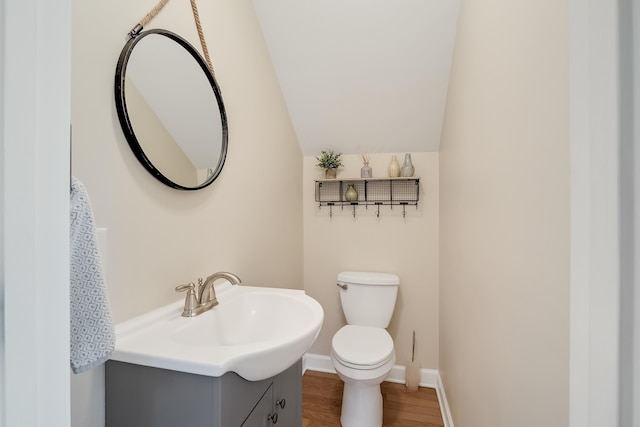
left=315, top=150, right=343, bottom=170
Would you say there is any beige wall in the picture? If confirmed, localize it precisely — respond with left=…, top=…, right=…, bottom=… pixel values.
left=303, top=153, right=439, bottom=369
left=439, top=1, right=570, bottom=426
left=71, top=4, right=302, bottom=424
left=71, top=0, right=303, bottom=321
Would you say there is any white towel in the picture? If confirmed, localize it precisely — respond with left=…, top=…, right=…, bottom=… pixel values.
left=70, top=177, right=115, bottom=374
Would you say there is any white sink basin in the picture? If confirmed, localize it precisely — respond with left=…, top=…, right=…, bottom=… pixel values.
left=110, top=282, right=324, bottom=381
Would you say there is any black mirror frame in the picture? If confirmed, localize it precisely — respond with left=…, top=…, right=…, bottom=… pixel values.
left=115, top=28, right=228, bottom=191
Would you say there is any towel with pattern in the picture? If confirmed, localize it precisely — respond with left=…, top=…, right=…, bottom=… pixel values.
left=70, top=177, right=115, bottom=374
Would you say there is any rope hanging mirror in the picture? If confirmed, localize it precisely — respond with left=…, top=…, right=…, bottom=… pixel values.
left=114, top=0, right=228, bottom=191
left=130, top=0, right=214, bottom=76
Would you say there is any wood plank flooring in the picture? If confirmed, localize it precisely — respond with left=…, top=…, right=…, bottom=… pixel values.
left=302, top=370, right=444, bottom=427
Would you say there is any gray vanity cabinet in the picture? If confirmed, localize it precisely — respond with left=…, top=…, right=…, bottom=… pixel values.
left=271, top=359, right=302, bottom=426
left=106, top=359, right=302, bottom=427
left=242, top=383, right=274, bottom=427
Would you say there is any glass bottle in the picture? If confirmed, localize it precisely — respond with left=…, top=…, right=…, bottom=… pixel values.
left=361, top=162, right=372, bottom=178
left=401, top=153, right=415, bottom=177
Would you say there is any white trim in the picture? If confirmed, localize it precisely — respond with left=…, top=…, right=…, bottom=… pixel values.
left=568, top=0, right=621, bottom=425
left=618, top=0, right=639, bottom=422
left=631, top=0, right=640, bottom=418
left=385, top=365, right=439, bottom=389
left=302, top=353, right=334, bottom=374
left=437, top=374, right=454, bottom=427
left=1, top=0, right=71, bottom=425
left=303, top=353, right=450, bottom=425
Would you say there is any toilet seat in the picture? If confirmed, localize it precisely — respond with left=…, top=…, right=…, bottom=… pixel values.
left=332, top=325, right=394, bottom=370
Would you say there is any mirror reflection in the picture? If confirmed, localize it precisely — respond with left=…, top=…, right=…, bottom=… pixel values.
left=115, top=29, right=228, bottom=190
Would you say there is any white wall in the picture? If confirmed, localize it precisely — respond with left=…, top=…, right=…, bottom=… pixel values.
left=439, top=0, right=570, bottom=425
left=70, top=0, right=302, bottom=425
left=303, top=153, right=439, bottom=369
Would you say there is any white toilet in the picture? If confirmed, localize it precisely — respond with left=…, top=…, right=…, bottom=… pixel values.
left=331, top=271, right=400, bottom=427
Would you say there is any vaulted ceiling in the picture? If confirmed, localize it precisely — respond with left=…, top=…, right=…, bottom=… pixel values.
left=252, top=0, right=461, bottom=155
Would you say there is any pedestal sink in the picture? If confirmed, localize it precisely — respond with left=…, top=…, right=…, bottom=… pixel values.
left=110, top=282, right=324, bottom=381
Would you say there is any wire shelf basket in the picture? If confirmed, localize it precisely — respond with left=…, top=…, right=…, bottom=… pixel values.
left=314, top=177, right=420, bottom=218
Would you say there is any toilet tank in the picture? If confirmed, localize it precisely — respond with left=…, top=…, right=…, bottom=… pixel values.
left=337, top=271, right=399, bottom=328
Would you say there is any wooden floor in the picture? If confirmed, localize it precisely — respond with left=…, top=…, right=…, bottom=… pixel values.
left=302, top=371, right=444, bottom=427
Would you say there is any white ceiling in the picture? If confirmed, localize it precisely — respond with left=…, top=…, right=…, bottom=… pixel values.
left=252, top=0, right=461, bottom=155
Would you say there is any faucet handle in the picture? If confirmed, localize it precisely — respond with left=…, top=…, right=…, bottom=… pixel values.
left=175, top=282, right=196, bottom=293
left=175, top=282, right=199, bottom=317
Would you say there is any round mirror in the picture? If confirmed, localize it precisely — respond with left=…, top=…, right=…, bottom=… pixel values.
left=115, top=29, right=228, bottom=190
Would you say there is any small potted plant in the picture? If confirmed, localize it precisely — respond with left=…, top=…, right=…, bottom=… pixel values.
left=316, top=150, right=343, bottom=179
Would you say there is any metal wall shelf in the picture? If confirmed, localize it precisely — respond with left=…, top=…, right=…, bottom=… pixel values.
left=314, top=177, right=420, bottom=218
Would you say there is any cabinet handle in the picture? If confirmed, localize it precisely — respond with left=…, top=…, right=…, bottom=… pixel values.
left=275, top=399, right=286, bottom=409
left=267, top=413, right=278, bottom=424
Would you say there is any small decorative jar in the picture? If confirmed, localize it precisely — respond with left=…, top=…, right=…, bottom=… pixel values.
left=325, top=168, right=337, bottom=179
left=345, top=184, right=358, bottom=202
left=388, top=155, right=401, bottom=177
left=361, top=162, right=372, bottom=178
left=401, top=153, right=415, bottom=177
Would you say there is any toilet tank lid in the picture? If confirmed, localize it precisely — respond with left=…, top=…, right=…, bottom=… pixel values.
left=337, top=271, right=400, bottom=286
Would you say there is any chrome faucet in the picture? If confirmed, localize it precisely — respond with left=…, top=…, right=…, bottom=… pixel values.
left=175, top=271, right=242, bottom=317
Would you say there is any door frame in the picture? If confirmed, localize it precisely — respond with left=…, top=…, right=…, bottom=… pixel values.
left=0, top=0, right=71, bottom=425
left=568, top=0, right=622, bottom=425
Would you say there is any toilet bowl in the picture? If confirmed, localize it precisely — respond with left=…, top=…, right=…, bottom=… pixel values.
left=331, top=325, right=396, bottom=427
left=330, top=272, right=400, bottom=427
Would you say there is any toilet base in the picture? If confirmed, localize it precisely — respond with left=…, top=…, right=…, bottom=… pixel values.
left=340, top=381, right=383, bottom=427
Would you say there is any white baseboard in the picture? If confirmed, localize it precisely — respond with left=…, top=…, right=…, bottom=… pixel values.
left=303, top=353, right=453, bottom=426
left=437, top=373, right=454, bottom=427
left=302, top=353, right=334, bottom=374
